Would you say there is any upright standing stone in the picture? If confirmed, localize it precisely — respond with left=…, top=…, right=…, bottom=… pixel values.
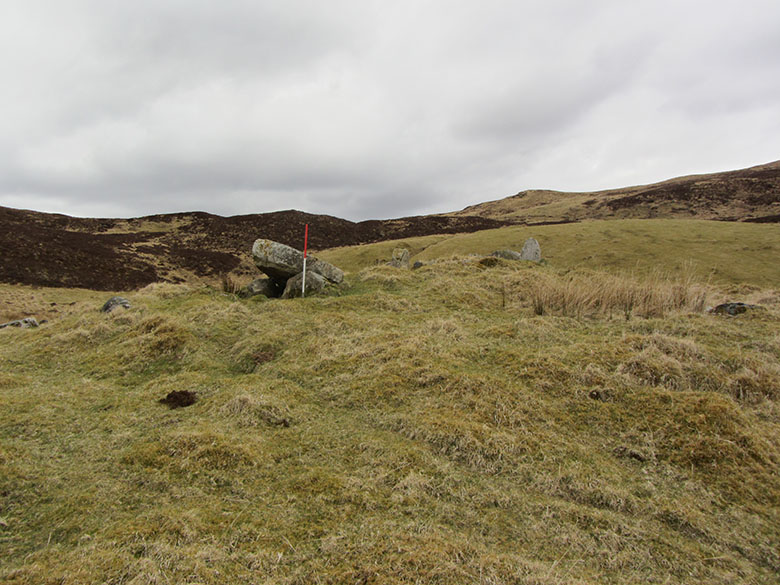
left=389, top=248, right=411, bottom=268
left=520, top=238, right=542, bottom=262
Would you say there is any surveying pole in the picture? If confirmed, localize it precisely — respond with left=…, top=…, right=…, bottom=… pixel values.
left=302, top=224, right=309, bottom=297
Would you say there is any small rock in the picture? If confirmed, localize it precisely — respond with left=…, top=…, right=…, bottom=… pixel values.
left=412, top=261, right=424, bottom=270
left=101, top=297, right=131, bottom=313
left=0, top=317, right=39, bottom=329
left=282, top=271, right=326, bottom=299
left=709, top=302, right=761, bottom=316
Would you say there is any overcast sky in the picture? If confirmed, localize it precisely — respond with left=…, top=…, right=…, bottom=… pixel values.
left=1, top=0, right=779, bottom=220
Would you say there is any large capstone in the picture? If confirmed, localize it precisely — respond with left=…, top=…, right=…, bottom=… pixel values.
left=252, top=239, right=344, bottom=284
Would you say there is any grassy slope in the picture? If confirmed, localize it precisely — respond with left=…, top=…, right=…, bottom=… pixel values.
left=318, top=219, right=780, bottom=287
left=1, top=256, right=779, bottom=584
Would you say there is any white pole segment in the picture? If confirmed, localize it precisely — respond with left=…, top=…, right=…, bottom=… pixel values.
left=302, top=257, right=307, bottom=297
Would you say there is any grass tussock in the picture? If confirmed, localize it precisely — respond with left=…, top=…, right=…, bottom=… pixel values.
left=135, top=315, right=193, bottom=355
left=219, top=394, right=292, bottom=427
left=1, top=258, right=779, bottom=584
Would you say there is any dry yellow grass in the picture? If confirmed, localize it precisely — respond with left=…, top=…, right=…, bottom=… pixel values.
left=1, top=259, right=779, bottom=584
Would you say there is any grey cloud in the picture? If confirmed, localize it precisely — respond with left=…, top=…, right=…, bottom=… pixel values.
left=1, top=0, right=780, bottom=220
left=454, top=42, right=653, bottom=144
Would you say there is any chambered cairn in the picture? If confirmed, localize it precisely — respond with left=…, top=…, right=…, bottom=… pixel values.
left=249, top=239, right=344, bottom=299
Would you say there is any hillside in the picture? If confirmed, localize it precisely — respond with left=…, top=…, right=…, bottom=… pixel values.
left=1, top=160, right=778, bottom=291
left=449, top=160, right=780, bottom=225
left=319, top=219, right=780, bottom=288
left=1, top=259, right=779, bottom=584
left=0, top=206, right=508, bottom=290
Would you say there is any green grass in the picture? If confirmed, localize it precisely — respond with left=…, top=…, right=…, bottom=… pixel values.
left=318, top=219, right=780, bottom=287
left=1, top=257, right=779, bottom=584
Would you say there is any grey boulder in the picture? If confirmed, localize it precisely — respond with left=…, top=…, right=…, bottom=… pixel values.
left=490, top=249, right=524, bottom=261
left=308, top=257, right=344, bottom=285
left=101, top=297, right=131, bottom=313
left=282, top=271, right=326, bottom=299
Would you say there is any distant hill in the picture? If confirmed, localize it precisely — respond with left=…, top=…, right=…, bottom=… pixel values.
left=0, top=207, right=508, bottom=290
left=447, top=160, right=780, bottom=224
left=1, top=160, right=778, bottom=290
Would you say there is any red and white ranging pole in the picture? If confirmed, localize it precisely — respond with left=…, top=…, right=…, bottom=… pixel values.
left=302, top=224, right=309, bottom=298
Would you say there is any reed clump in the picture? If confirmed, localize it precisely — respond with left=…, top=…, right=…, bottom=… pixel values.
left=522, top=268, right=709, bottom=319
